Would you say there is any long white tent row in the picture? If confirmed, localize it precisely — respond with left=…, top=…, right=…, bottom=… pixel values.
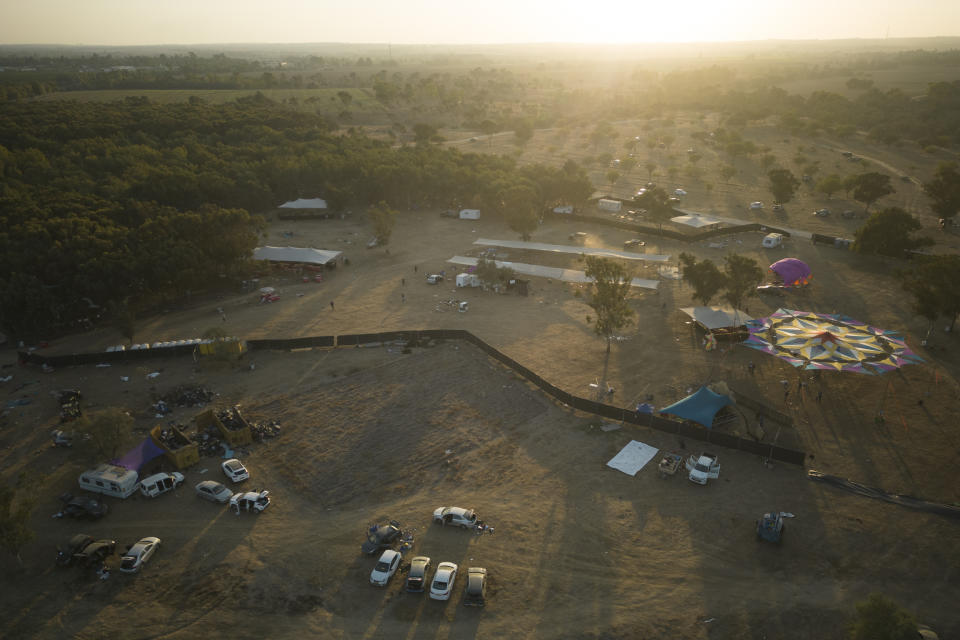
left=447, top=256, right=659, bottom=289
left=472, top=238, right=670, bottom=262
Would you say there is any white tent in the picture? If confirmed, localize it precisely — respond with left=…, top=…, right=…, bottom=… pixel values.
left=671, top=213, right=722, bottom=229
left=253, top=246, right=343, bottom=266
left=448, top=256, right=659, bottom=289
left=278, top=198, right=327, bottom=209
left=473, top=238, right=670, bottom=262
left=679, top=306, right=753, bottom=330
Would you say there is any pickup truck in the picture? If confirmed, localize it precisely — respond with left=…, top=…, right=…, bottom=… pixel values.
left=685, top=452, right=721, bottom=485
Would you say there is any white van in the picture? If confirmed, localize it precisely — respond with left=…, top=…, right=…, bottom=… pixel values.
left=762, top=233, right=784, bottom=248
left=78, top=464, right=140, bottom=499
left=139, top=472, right=185, bottom=498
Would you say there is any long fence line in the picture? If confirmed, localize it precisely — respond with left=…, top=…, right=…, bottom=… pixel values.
left=19, top=330, right=807, bottom=466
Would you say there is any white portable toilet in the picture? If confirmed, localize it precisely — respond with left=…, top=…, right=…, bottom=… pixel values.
left=458, top=301, right=469, bottom=313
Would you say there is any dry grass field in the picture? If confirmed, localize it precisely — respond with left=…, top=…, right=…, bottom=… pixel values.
left=2, top=198, right=959, bottom=638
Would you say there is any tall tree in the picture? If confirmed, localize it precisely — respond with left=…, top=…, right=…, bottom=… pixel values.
left=584, top=256, right=634, bottom=353
left=816, top=174, right=845, bottom=200
left=923, top=162, right=960, bottom=220
left=479, top=119, right=498, bottom=147
left=412, top=123, right=436, bottom=145
left=679, top=254, right=726, bottom=306
left=367, top=200, right=398, bottom=246
left=852, top=207, right=933, bottom=258
left=513, top=121, right=534, bottom=146
left=500, top=183, right=539, bottom=241
left=76, top=408, right=134, bottom=459
left=852, top=172, right=895, bottom=212
left=767, top=168, right=801, bottom=204
left=0, top=475, right=37, bottom=567
left=722, top=254, right=764, bottom=312
left=901, top=254, right=960, bottom=331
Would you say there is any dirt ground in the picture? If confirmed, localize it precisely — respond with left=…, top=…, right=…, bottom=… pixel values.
left=2, top=202, right=960, bottom=639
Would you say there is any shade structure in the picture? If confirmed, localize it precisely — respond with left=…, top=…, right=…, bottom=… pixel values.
left=743, top=308, right=923, bottom=374
left=110, top=437, right=166, bottom=471
left=769, top=258, right=811, bottom=287
left=659, top=386, right=733, bottom=429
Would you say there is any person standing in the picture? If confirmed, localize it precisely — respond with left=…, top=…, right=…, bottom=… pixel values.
left=401, top=293, right=405, bottom=303
left=330, top=300, right=335, bottom=311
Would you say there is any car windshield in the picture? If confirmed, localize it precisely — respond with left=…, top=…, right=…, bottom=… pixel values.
left=433, top=581, right=447, bottom=590
left=121, top=556, right=136, bottom=569
left=695, top=463, right=710, bottom=473
left=375, top=561, right=389, bottom=571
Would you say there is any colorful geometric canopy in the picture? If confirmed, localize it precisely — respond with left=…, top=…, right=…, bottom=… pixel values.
left=769, top=258, right=811, bottom=287
left=743, top=308, right=923, bottom=374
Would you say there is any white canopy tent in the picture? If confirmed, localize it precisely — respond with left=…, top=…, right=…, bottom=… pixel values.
left=473, top=238, right=670, bottom=262
left=680, top=306, right=753, bottom=330
left=253, top=246, right=343, bottom=266
left=448, top=256, right=659, bottom=289
left=671, top=213, right=723, bottom=229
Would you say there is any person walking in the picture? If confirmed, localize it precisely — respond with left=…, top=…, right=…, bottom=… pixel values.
left=401, top=293, right=405, bottom=303
left=816, top=389, right=823, bottom=403
left=329, top=300, right=335, bottom=311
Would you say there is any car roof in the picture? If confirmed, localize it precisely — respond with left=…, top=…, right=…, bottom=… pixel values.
left=379, top=549, right=400, bottom=561
left=411, top=556, right=430, bottom=566
left=197, top=480, right=227, bottom=490
left=436, top=562, right=457, bottom=572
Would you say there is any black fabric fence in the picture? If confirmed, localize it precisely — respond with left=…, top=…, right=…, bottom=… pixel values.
left=21, top=328, right=808, bottom=465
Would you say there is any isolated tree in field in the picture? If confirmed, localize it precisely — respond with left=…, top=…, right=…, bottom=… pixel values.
left=336, top=90, right=352, bottom=107
left=852, top=172, right=895, bottom=212
left=901, top=254, right=960, bottom=331
left=475, top=256, right=514, bottom=287
left=0, top=475, right=37, bottom=567
left=583, top=256, right=634, bottom=353
left=606, top=170, right=621, bottom=190
left=852, top=207, right=933, bottom=258
left=679, top=253, right=726, bottom=306
left=842, top=174, right=860, bottom=198
left=367, top=200, right=398, bottom=246
left=412, top=123, right=436, bottom=145
left=76, top=408, right=134, bottom=459
left=634, top=187, right=673, bottom=231
left=923, top=162, right=960, bottom=220
left=722, top=254, right=763, bottom=312
left=848, top=593, right=917, bottom=640
left=768, top=168, right=801, bottom=205
left=620, top=157, right=637, bottom=175
left=719, top=164, right=737, bottom=184
left=479, top=119, right=498, bottom=146
left=500, top=183, right=539, bottom=241
left=514, top=121, right=534, bottom=146
left=816, top=174, right=845, bottom=200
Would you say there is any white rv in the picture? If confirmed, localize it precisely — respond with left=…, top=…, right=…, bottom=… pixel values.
left=762, top=233, right=784, bottom=248
left=78, top=464, right=140, bottom=499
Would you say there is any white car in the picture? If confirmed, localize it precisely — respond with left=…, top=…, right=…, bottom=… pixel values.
left=429, top=561, right=458, bottom=600
left=230, top=490, right=270, bottom=514
left=222, top=458, right=249, bottom=483
left=674, top=188, right=687, bottom=196
left=139, top=472, right=185, bottom=498
left=433, top=506, right=479, bottom=529
left=119, top=537, right=161, bottom=573
left=195, top=480, right=232, bottom=503
left=750, top=201, right=764, bottom=210
left=686, top=453, right=721, bottom=485
left=370, top=549, right=402, bottom=586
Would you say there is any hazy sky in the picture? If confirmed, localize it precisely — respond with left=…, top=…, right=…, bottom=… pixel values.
left=2, top=0, right=959, bottom=45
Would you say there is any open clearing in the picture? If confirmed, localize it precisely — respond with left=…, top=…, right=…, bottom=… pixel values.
left=3, top=201, right=959, bottom=639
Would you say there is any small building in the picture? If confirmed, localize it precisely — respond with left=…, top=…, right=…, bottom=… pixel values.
left=276, top=198, right=331, bottom=220
left=598, top=199, right=621, bottom=212
left=253, top=246, right=344, bottom=269
left=459, top=209, right=481, bottom=220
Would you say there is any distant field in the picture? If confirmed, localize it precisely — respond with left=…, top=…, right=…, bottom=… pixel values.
left=774, top=65, right=960, bottom=98
left=36, top=87, right=389, bottom=115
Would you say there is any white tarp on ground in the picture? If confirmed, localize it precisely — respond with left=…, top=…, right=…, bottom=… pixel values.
left=671, top=213, right=723, bottom=228
left=607, top=440, right=660, bottom=476
left=473, top=238, right=670, bottom=262
left=254, top=246, right=343, bottom=265
left=448, top=256, right=659, bottom=289
left=679, top=306, right=753, bottom=329
left=278, top=198, right=327, bottom=209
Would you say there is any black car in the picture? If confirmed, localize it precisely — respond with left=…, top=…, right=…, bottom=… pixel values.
left=463, top=567, right=488, bottom=606
left=361, top=521, right=402, bottom=555
left=405, top=556, right=431, bottom=593
left=58, top=494, right=109, bottom=519
left=74, top=539, right=117, bottom=566
left=56, top=534, right=94, bottom=566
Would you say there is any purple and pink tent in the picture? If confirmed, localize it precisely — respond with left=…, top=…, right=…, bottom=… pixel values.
left=769, top=258, right=811, bottom=288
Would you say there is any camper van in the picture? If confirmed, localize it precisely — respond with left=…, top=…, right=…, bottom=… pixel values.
left=762, top=233, right=784, bottom=249
left=139, top=472, right=185, bottom=498
left=78, top=464, right=140, bottom=499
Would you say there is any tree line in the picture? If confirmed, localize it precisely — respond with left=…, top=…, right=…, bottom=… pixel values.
left=0, top=96, right=592, bottom=341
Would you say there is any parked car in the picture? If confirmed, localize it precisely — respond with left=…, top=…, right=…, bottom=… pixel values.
left=230, top=490, right=270, bottom=514
left=56, top=534, right=94, bottom=566
left=405, top=556, right=432, bottom=592
left=57, top=494, right=109, bottom=519
left=139, top=472, right=185, bottom=498
left=430, top=562, right=459, bottom=600
left=426, top=274, right=444, bottom=285
left=634, top=188, right=647, bottom=197
left=370, top=549, right=402, bottom=586
left=568, top=231, right=587, bottom=241
left=674, top=188, right=687, bottom=196
left=750, top=201, right=764, bottom=210
left=195, top=480, right=233, bottom=504
left=221, top=458, right=250, bottom=483
left=75, top=539, right=117, bottom=566
left=433, top=506, right=479, bottom=529
left=362, top=521, right=402, bottom=555
left=463, top=567, right=488, bottom=606
left=813, top=208, right=831, bottom=217
left=119, top=537, right=161, bottom=573
left=686, top=452, right=721, bottom=485
left=623, top=239, right=645, bottom=249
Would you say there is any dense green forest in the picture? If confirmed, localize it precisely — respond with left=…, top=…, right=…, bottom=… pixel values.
left=0, top=96, right=592, bottom=341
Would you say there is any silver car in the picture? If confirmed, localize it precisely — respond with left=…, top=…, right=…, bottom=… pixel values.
left=195, top=480, right=232, bottom=503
